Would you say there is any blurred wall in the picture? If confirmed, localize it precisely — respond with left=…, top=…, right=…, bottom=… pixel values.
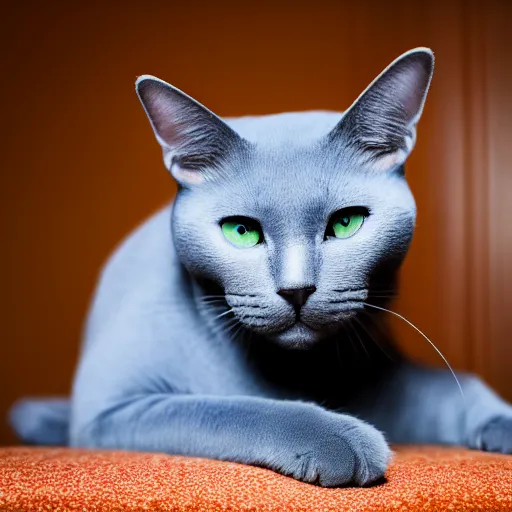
left=1, top=0, right=511, bottom=445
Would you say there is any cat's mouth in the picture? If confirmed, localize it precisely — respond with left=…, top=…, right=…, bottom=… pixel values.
left=267, top=294, right=370, bottom=347
left=268, top=319, right=325, bottom=348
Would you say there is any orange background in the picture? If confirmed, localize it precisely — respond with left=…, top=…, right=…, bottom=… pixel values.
left=1, top=0, right=511, bottom=445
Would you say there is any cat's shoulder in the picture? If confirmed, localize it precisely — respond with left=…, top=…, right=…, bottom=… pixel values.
left=97, top=204, right=176, bottom=283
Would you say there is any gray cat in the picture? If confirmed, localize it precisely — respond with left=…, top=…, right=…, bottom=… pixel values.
left=10, top=47, right=512, bottom=487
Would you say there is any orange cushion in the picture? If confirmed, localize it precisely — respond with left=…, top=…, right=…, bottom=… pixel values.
left=1, top=445, right=511, bottom=511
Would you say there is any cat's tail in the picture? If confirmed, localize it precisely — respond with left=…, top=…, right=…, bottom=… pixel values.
left=8, top=398, right=70, bottom=445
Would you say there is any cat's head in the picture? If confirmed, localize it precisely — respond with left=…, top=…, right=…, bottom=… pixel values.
left=136, top=48, right=434, bottom=349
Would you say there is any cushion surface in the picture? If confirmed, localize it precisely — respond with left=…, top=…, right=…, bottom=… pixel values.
left=1, top=445, right=511, bottom=511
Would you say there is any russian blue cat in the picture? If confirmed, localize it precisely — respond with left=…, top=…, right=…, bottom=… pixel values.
left=10, top=48, right=512, bottom=487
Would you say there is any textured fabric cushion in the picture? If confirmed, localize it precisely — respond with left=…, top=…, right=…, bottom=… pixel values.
left=1, top=446, right=511, bottom=511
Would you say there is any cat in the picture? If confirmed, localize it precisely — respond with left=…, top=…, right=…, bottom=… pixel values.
left=9, top=47, right=512, bottom=487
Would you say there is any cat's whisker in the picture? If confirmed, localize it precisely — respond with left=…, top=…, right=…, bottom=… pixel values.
left=361, top=309, right=393, bottom=338
left=221, top=317, right=245, bottom=340
left=210, top=315, right=239, bottom=337
left=195, top=300, right=227, bottom=319
left=349, top=319, right=370, bottom=359
left=196, top=303, right=223, bottom=314
left=229, top=293, right=259, bottom=297
left=359, top=309, right=387, bottom=336
left=332, top=287, right=367, bottom=294
left=363, top=302, right=465, bottom=400
left=198, top=299, right=228, bottom=312
left=341, top=322, right=360, bottom=360
left=229, top=322, right=245, bottom=343
left=212, top=309, right=234, bottom=321
left=354, top=314, right=395, bottom=362
left=199, top=296, right=227, bottom=303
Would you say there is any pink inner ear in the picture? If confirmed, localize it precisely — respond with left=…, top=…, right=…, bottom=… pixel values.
left=394, top=63, right=429, bottom=121
left=170, top=160, right=205, bottom=185
left=371, top=149, right=408, bottom=172
left=145, top=86, right=183, bottom=148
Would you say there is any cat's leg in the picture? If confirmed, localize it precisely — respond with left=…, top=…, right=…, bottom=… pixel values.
left=349, top=362, right=512, bottom=453
left=9, top=397, right=70, bottom=445
left=71, top=394, right=390, bottom=487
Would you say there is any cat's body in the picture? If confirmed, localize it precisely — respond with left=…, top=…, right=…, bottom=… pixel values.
left=10, top=49, right=512, bottom=487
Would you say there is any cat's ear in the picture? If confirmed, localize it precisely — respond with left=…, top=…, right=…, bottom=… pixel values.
left=136, top=75, right=244, bottom=186
left=328, top=48, right=434, bottom=172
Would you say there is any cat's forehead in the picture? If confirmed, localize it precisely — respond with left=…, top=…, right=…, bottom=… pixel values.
left=195, top=111, right=413, bottom=223
left=224, top=110, right=362, bottom=204
left=201, top=144, right=397, bottom=225
left=225, top=111, right=344, bottom=146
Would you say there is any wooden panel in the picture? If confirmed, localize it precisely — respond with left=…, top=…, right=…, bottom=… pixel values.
left=486, top=1, right=512, bottom=400
left=463, top=0, right=491, bottom=382
left=392, top=0, right=469, bottom=370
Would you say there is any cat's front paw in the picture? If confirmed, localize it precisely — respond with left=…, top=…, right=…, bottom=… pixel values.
left=480, top=416, right=512, bottom=453
left=281, top=409, right=391, bottom=487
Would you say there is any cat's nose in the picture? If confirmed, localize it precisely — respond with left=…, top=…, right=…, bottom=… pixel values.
left=277, top=285, right=317, bottom=310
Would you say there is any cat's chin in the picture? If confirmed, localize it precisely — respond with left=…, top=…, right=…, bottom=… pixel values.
left=267, top=321, right=325, bottom=350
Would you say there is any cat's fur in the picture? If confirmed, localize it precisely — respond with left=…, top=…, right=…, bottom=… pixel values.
left=10, top=48, right=512, bottom=487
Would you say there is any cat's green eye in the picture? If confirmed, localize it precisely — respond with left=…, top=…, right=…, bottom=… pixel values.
left=221, top=217, right=263, bottom=248
left=326, top=208, right=368, bottom=240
